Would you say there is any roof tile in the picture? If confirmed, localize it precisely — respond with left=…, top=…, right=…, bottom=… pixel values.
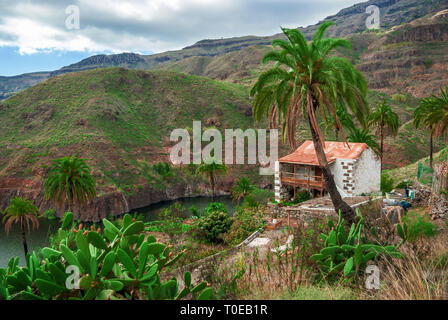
left=278, top=141, right=368, bottom=166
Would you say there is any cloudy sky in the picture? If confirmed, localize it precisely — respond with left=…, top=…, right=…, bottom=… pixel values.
left=0, top=0, right=361, bottom=76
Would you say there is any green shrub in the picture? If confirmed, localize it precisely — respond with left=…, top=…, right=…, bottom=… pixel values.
left=381, top=173, right=395, bottom=194
left=280, top=200, right=296, bottom=206
left=151, top=203, right=188, bottom=245
left=391, top=93, right=407, bottom=103
left=204, top=202, right=227, bottom=216
left=189, top=205, right=201, bottom=218
left=294, top=190, right=311, bottom=203
left=242, top=188, right=274, bottom=208
left=223, top=209, right=265, bottom=246
left=157, top=202, right=188, bottom=219
left=241, top=195, right=259, bottom=208
left=196, top=211, right=233, bottom=243
left=248, top=188, right=274, bottom=205
left=402, top=212, right=438, bottom=243
left=43, top=209, right=57, bottom=220
left=152, top=162, right=174, bottom=178
left=395, top=180, right=412, bottom=189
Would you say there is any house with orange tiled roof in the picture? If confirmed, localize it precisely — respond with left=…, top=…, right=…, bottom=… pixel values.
left=274, top=141, right=380, bottom=202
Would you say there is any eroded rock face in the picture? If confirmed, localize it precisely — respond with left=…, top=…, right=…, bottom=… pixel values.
left=0, top=178, right=229, bottom=222
left=358, top=18, right=448, bottom=97
left=387, top=24, right=448, bottom=43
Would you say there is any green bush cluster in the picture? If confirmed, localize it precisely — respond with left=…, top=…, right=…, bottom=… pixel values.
left=242, top=188, right=274, bottom=208
left=189, top=205, right=201, bottom=218
left=204, top=202, right=228, bottom=216
left=146, top=203, right=190, bottom=245
left=196, top=211, right=233, bottom=243
left=223, top=209, right=265, bottom=246
left=402, top=212, right=438, bottom=243
left=294, top=190, right=311, bottom=203
left=395, top=180, right=412, bottom=189
left=152, top=162, right=174, bottom=178
left=381, top=173, right=395, bottom=194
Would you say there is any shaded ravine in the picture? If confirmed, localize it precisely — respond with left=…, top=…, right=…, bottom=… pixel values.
left=0, top=178, right=232, bottom=222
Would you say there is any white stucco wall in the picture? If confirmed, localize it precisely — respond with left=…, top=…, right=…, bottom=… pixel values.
left=330, top=148, right=380, bottom=196
left=330, top=159, right=353, bottom=197
left=330, top=160, right=345, bottom=191
left=352, top=148, right=381, bottom=195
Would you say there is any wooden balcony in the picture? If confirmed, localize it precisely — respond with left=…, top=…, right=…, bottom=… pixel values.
left=280, top=171, right=325, bottom=191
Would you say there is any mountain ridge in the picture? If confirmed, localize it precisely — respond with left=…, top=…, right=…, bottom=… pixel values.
left=1, top=0, right=447, bottom=100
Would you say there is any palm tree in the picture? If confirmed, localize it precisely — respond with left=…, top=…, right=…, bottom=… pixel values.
left=2, top=197, right=40, bottom=257
left=413, top=100, right=434, bottom=169
left=230, top=177, right=255, bottom=203
left=251, top=22, right=369, bottom=222
left=347, top=127, right=380, bottom=155
left=44, top=156, right=96, bottom=215
left=196, top=161, right=228, bottom=202
left=414, top=87, right=448, bottom=169
left=368, top=101, right=399, bottom=172
left=324, top=106, right=356, bottom=141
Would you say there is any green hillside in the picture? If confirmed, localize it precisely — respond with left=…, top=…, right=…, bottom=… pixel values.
left=0, top=68, right=263, bottom=195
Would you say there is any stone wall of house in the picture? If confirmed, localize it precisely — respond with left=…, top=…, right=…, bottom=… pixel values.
left=274, top=161, right=282, bottom=202
left=339, top=159, right=357, bottom=196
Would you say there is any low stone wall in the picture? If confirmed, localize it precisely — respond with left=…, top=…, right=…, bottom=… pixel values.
left=164, top=228, right=264, bottom=281
left=413, top=181, right=448, bottom=220
left=266, top=203, right=338, bottom=225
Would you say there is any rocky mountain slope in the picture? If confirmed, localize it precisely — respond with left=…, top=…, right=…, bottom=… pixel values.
left=0, top=68, right=272, bottom=220
left=155, top=8, right=448, bottom=97
left=1, top=0, right=447, bottom=99
left=358, top=9, right=448, bottom=96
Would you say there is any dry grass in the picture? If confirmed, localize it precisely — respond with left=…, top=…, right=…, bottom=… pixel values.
left=369, top=233, right=448, bottom=300
left=197, top=224, right=329, bottom=299
left=195, top=203, right=447, bottom=300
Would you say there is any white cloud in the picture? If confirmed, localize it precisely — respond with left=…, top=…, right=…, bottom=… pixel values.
left=0, top=0, right=360, bottom=55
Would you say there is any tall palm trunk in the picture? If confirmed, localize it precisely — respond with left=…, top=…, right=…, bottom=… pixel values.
left=20, top=219, right=29, bottom=257
left=380, top=123, right=384, bottom=172
left=308, top=116, right=355, bottom=223
left=429, top=130, right=433, bottom=169
left=209, top=173, right=216, bottom=202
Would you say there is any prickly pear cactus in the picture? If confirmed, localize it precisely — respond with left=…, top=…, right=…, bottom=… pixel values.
left=0, top=212, right=211, bottom=300
left=311, top=209, right=403, bottom=279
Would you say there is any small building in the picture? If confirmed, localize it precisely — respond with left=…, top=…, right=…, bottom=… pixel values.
left=274, top=141, right=380, bottom=202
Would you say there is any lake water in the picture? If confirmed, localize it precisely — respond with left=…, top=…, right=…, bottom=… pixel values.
left=0, top=196, right=235, bottom=267
left=132, top=195, right=236, bottom=221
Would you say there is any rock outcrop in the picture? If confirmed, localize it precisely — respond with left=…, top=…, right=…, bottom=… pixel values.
left=0, top=178, right=229, bottom=222
left=358, top=11, right=448, bottom=96
left=412, top=182, right=448, bottom=220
